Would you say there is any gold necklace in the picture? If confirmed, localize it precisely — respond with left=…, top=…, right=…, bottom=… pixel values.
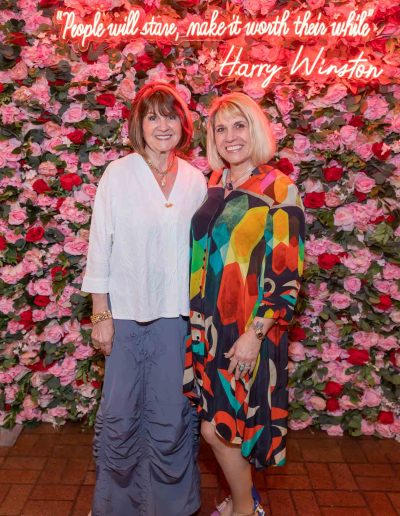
left=144, top=154, right=176, bottom=188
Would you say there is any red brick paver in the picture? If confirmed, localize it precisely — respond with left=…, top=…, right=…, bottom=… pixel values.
left=0, top=424, right=398, bottom=515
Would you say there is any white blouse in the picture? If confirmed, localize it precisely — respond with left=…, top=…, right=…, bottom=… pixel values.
left=81, top=153, right=207, bottom=321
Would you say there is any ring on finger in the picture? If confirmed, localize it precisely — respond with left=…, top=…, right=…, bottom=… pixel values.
left=238, top=363, right=245, bottom=372
left=244, top=364, right=251, bottom=369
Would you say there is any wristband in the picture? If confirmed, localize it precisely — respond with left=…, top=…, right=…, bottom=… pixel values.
left=91, top=310, right=112, bottom=325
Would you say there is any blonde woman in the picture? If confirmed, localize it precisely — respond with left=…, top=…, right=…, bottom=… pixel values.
left=184, top=93, right=305, bottom=516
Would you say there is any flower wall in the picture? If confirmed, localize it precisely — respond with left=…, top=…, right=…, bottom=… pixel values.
left=0, top=0, right=399, bottom=438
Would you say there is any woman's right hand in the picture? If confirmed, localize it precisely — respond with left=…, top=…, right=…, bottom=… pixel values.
left=92, top=319, right=114, bottom=356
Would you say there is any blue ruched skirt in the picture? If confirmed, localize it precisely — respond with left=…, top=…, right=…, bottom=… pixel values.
left=92, top=317, right=201, bottom=516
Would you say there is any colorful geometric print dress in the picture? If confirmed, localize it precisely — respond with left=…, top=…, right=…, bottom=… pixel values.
left=183, top=164, right=305, bottom=469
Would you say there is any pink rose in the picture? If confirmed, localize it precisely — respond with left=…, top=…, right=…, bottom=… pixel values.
left=353, top=331, right=379, bottom=349
left=334, top=206, right=354, bottom=231
left=47, top=407, right=68, bottom=418
left=325, top=191, right=342, bottom=207
left=321, top=84, right=348, bottom=105
left=321, top=424, right=344, bottom=437
left=118, top=78, right=135, bottom=101
left=288, top=341, right=305, bottom=361
left=288, top=416, right=313, bottom=430
left=321, top=343, right=342, bottom=362
left=8, top=208, right=27, bottom=225
left=355, top=143, right=373, bottom=160
left=64, top=237, right=89, bottom=256
left=243, top=77, right=266, bottom=100
left=293, top=134, right=311, bottom=155
left=342, top=249, right=372, bottom=274
left=354, top=173, right=376, bottom=193
left=364, top=95, right=389, bottom=120
left=43, top=322, right=64, bottom=344
left=191, top=157, right=210, bottom=174
left=73, top=344, right=94, bottom=359
left=383, top=263, right=400, bottom=280
left=343, top=276, right=361, bottom=294
left=339, top=125, right=358, bottom=145
left=38, top=161, right=58, bottom=177
left=62, top=103, right=86, bottom=123
left=329, top=292, right=351, bottom=310
left=361, top=389, right=381, bottom=408
left=34, top=279, right=53, bottom=296
left=58, top=198, right=90, bottom=225
left=309, top=396, right=326, bottom=410
left=306, top=0, right=325, bottom=9
left=378, top=336, right=397, bottom=351
left=89, top=152, right=107, bottom=167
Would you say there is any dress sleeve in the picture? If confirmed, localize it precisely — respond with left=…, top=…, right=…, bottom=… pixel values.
left=81, top=167, right=114, bottom=293
left=255, top=184, right=305, bottom=324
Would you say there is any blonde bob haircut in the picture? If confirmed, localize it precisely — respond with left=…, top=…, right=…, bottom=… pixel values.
left=129, top=81, right=193, bottom=154
left=207, top=92, right=276, bottom=171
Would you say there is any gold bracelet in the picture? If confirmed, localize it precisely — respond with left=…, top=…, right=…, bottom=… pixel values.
left=90, top=310, right=112, bottom=325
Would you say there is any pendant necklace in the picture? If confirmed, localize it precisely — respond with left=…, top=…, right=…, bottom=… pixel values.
left=144, top=153, right=176, bottom=188
left=226, top=165, right=254, bottom=191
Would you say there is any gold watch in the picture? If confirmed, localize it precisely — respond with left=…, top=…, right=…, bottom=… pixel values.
left=251, top=321, right=265, bottom=340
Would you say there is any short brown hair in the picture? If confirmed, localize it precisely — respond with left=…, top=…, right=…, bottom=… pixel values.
left=129, top=82, right=193, bottom=154
left=207, top=92, right=276, bottom=171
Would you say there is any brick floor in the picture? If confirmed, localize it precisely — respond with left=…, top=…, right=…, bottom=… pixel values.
left=0, top=424, right=398, bottom=515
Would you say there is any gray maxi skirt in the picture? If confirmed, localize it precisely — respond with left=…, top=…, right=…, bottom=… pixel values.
left=92, top=317, right=201, bottom=516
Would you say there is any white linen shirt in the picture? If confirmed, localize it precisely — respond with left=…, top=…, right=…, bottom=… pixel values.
left=81, top=153, right=207, bottom=321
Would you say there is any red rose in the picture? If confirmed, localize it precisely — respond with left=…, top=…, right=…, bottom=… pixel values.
left=371, top=215, right=385, bottom=225
left=26, top=226, right=45, bottom=243
left=389, top=350, right=399, bottom=368
left=324, top=381, right=344, bottom=398
left=39, top=0, right=60, bottom=6
left=323, top=166, right=343, bottom=182
left=135, top=54, right=155, bottom=72
left=56, top=197, right=65, bottom=210
left=386, top=214, right=395, bottom=224
left=326, top=398, right=340, bottom=412
left=369, top=38, right=386, bottom=54
left=59, top=173, right=83, bottom=191
left=289, top=326, right=306, bottom=341
left=0, top=85, right=4, bottom=94
left=377, top=411, right=394, bottom=425
left=8, top=32, right=29, bottom=46
left=318, top=253, right=340, bottom=270
left=36, top=111, right=53, bottom=123
left=19, top=309, right=33, bottom=330
left=347, top=348, right=369, bottom=366
left=303, top=192, right=325, bottom=208
left=276, top=158, right=294, bottom=175
left=0, top=235, right=6, bottom=251
left=354, top=190, right=367, bottom=202
left=376, top=295, right=392, bottom=311
left=67, top=129, right=85, bottom=144
left=372, top=142, right=391, bottom=160
left=121, top=106, right=130, bottom=119
left=91, top=380, right=102, bottom=389
left=96, top=93, right=116, bottom=107
left=51, top=265, right=68, bottom=280
left=32, top=179, right=51, bottom=194
left=34, top=295, right=51, bottom=307
left=349, top=115, right=364, bottom=128
left=28, top=360, right=52, bottom=372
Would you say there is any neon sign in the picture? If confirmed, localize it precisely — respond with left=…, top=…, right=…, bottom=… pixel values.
left=54, top=7, right=384, bottom=87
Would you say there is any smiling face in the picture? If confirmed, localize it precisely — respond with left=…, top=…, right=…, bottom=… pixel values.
left=214, top=109, right=253, bottom=172
left=142, top=109, right=182, bottom=157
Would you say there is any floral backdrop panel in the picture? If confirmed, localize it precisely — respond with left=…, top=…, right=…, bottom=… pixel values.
left=0, top=0, right=399, bottom=438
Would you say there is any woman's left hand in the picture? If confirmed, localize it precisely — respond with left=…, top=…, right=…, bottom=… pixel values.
left=225, top=331, right=262, bottom=380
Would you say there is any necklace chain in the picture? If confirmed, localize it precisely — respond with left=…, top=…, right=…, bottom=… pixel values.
left=226, top=165, right=254, bottom=191
left=144, top=153, right=176, bottom=188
